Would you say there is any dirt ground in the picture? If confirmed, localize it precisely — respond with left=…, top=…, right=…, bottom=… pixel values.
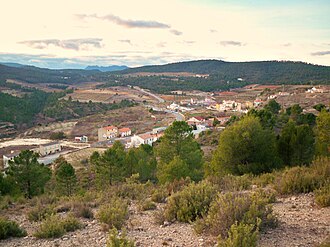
left=63, top=86, right=158, bottom=104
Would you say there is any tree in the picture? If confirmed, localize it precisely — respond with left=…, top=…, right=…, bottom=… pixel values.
left=315, top=109, right=330, bottom=156
left=211, top=115, right=279, bottom=175
left=92, top=141, right=126, bottom=187
left=55, top=160, right=77, bottom=196
left=156, top=121, right=203, bottom=182
left=277, top=120, right=315, bottom=166
left=264, top=99, right=281, bottom=114
left=6, top=150, right=51, bottom=198
left=157, top=156, right=190, bottom=184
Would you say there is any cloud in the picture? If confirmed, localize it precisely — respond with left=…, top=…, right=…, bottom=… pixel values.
left=170, top=29, right=183, bottom=36
left=183, top=41, right=195, bottom=45
left=219, top=41, right=244, bottom=47
left=282, top=43, right=292, bottom=47
left=77, top=14, right=170, bottom=29
left=118, top=39, right=132, bottom=45
left=210, top=29, right=218, bottom=33
left=157, top=42, right=167, bottom=48
left=19, top=38, right=103, bottom=51
left=311, top=51, right=330, bottom=56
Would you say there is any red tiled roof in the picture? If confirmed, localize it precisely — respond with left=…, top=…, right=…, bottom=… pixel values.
left=119, top=127, right=131, bottom=132
left=104, top=125, right=117, bottom=130
left=139, top=133, right=153, bottom=140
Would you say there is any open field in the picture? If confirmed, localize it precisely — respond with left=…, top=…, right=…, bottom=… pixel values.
left=63, top=147, right=106, bottom=170
left=63, top=86, right=158, bottom=104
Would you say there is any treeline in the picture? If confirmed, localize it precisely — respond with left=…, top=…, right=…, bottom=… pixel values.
left=98, top=75, right=251, bottom=93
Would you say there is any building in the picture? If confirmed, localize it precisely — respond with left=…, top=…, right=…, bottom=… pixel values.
left=2, top=152, right=20, bottom=168
left=217, top=116, right=231, bottom=125
left=75, top=136, right=88, bottom=143
left=187, top=116, right=205, bottom=126
left=152, top=126, right=167, bottom=135
left=38, top=142, right=61, bottom=156
left=118, top=127, right=132, bottom=137
left=130, top=133, right=161, bottom=147
left=98, top=126, right=118, bottom=141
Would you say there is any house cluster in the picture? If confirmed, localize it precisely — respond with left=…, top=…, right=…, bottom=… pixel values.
left=2, top=142, right=62, bottom=168
left=306, top=86, right=325, bottom=94
left=98, top=125, right=132, bottom=141
left=207, top=100, right=253, bottom=113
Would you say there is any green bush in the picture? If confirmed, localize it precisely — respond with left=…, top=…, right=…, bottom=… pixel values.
left=0, top=217, right=27, bottom=240
left=218, top=221, right=259, bottom=247
left=199, top=191, right=276, bottom=238
left=315, top=184, right=330, bottom=207
left=252, top=173, right=277, bottom=188
left=27, top=204, right=54, bottom=222
left=34, top=214, right=82, bottom=239
left=97, top=197, right=128, bottom=230
left=151, top=187, right=168, bottom=203
left=275, top=158, right=330, bottom=194
left=107, top=228, right=135, bottom=247
left=164, top=181, right=216, bottom=223
left=62, top=214, right=82, bottom=232
left=214, top=174, right=252, bottom=192
left=139, top=199, right=157, bottom=211
left=34, top=215, right=66, bottom=238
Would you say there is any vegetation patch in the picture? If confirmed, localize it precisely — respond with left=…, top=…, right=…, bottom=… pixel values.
left=0, top=217, right=27, bottom=240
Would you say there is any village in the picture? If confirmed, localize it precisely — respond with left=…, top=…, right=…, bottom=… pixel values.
left=1, top=84, right=329, bottom=170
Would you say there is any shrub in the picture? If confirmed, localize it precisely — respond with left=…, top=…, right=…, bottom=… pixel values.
left=275, top=158, right=330, bottom=194
left=27, top=204, right=54, bottom=222
left=97, top=197, right=128, bottom=230
left=315, top=184, right=330, bottom=207
left=252, top=173, right=276, bottom=188
left=107, top=228, right=134, bottom=247
left=34, top=215, right=66, bottom=238
left=73, top=203, right=94, bottom=219
left=34, top=214, right=82, bottom=239
left=218, top=221, right=259, bottom=247
left=153, top=208, right=166, bottom=225
left=139, top=199, right=157, bottom=211
left=62, top=214, right=82, bottom=232
left=213, top=174, right=252, bottom=192
left=199, top=191, right=276, bottom=238
left=0, top=217, right=27, bottom=240
left=164, top=181, right=216, bottom=223
left=151, top=187, right=168, bottom=203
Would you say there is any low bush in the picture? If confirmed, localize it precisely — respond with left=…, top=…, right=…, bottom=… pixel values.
left=27, top=204, right=54, bottom=222
left=197, top=191, right=276, bottom=238
left=73, top=203, right=94, bottom=219
left=315, top=184, right=330, bottom=207
left=275, top=158, right=330, bottom=194
left=97, top=197, right=128, bottom=230
left=215, top=174, right=252, bottom=192
left=139, top=199, right=157, bottom=211
left=218, top=221, right=260, bottom=247
left=252, top=173, right=277, bottom=188
left=107, top=228, right=135, bottom=247
left=62, top=214, right=83, bottom=232
left=0, top=217, right=27, bottom=240
left=34, top=214, right=82, bottom=239
left=34, top=215, right=66, bottom=238
left=151, top=187, right=168, bottom=203
left=164, top=181, right=216, bottom=223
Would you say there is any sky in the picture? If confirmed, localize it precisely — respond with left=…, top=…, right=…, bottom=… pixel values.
left=0, top=0, right=329, bottom=69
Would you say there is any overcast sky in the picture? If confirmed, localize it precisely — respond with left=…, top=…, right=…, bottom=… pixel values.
left=0, top=0, right=329, bottom=69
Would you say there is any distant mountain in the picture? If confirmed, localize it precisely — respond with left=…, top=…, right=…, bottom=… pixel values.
left=0, top=62, right=25, bottom=68
left=85, top=65, right=129, bottom=72
left=119, top=59, right=330, bottom=84
left=0, top=64, right=104, bottom=84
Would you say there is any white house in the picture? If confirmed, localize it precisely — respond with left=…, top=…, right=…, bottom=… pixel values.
left=75, top=136, right=88, bottom=143
left=118, top=127, right=132, bottom=137
left=130, top=133, right=160, bottom=147
left=2, top=152, right=20, bottom=168
left=38, top=142, right=61, bottom=156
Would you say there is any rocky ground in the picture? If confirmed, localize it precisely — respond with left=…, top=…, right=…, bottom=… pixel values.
left=1, top=194, right=329, bottom=247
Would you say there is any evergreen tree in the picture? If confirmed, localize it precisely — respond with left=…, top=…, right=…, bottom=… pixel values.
left=6, top=150, right=51, bottom=198
left=211, top=115, right=279, bottom=175
left=156, top=121, right=203, bottom=182
left=315, top=109, right=330, bottom=156
left=55, top=160, right=77, bottom=196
